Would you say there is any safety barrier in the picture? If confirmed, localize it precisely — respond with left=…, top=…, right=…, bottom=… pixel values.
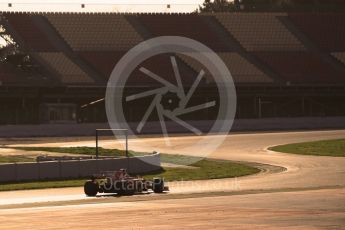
left=0, top=153, right=161, bottom=183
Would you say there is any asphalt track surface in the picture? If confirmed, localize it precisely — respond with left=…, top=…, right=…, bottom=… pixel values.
left=0, top=130, right=344, bottom=229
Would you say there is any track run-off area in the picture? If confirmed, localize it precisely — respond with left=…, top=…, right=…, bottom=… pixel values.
left=0, top=130, right=344, bottom=229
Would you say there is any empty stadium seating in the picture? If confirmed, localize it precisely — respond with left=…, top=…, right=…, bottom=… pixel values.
left=80, top=51, right=197, bottom=85
left=255, top=52, right=345, bottom=84
left=219, top=52, right=273, bottom=83
left=178, top=52, right=273, bottom=83
left=1, top=12, right=345, bottom=87
left=289, top=13, right=345, bottom=51
left=79, top=51, right=125, bottom=79
left=216, top=13, right=305, bottom=51
left=128, top=54, right=182, bottom=86
left=36, top=52, right=94, bottom=84
left=4, top=13, right=57, bottom=51
left=46, top=13, right=143, bottom=51
left=138, top=14, right=232, bottom=51
left=1, top=12, right=345, bottom=124
left=139, top=54, right=197, bottom=85
left=125, top=54, right=198, bottom=86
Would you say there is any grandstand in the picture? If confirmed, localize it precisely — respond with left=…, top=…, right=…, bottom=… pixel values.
left=0, top=12, right=344, bottom=124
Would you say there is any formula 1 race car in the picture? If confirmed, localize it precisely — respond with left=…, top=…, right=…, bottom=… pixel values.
left=84, top=169, right=169, bottom=196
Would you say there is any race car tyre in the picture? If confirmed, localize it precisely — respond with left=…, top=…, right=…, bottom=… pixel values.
left=84, top=180, right=99, bottom=196
left=153, top=178, right=164, bottom=193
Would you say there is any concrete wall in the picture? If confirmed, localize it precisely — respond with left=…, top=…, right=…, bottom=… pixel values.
left=0, top=153, right=161, bottom=183
left=0, top=117, right=345, bottom=137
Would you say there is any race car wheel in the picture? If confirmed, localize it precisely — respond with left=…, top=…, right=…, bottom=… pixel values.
left=153, top=178, right=164, bottom=193
left=84, top=180, right=99, bottom=196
